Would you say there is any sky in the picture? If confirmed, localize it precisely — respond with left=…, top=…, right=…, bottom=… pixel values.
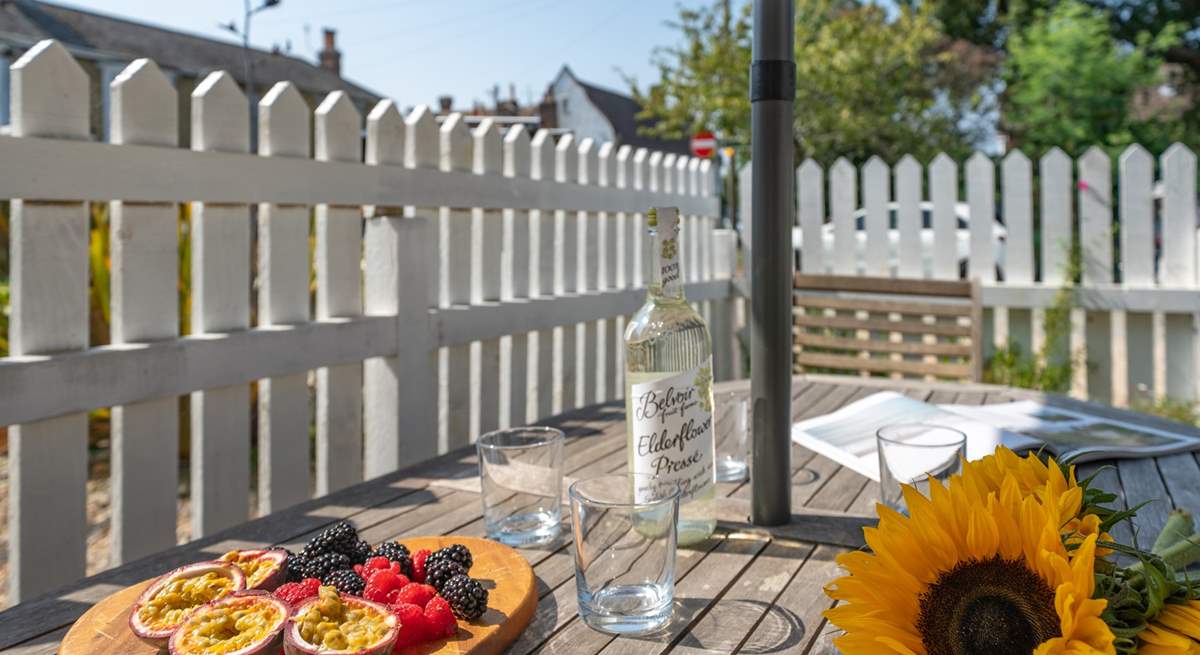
left=66, top=0, right=710, bottom=109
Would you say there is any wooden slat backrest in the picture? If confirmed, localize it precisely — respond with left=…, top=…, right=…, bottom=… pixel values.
left=793, top=273, right=983, bottom=382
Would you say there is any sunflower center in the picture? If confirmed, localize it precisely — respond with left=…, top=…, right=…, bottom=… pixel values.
left=917, top=556, right=1060, bottom=655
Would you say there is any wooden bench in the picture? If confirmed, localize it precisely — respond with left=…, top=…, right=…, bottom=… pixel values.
left=792, top=273, right=983, bottom=382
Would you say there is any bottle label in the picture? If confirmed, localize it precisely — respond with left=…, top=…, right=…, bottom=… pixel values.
left=629, top=358, right=715, bottom=505
left=656, top=207, right=682, bottom=287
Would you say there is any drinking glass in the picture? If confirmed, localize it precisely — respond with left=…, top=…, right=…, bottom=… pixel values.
left=716, top=393, right=750, bottom=482
left=477, top=427, right=564, bottom=547
left=876, top=424, right=967, bottom=513
left=569, top=474, right=680, bottom=635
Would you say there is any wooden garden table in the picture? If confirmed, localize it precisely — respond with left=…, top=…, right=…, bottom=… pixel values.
left=1, top=374, right=1197, bottom=654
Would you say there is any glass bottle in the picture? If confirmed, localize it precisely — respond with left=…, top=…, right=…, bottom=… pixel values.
left=624, top=206, right=717, bottom=545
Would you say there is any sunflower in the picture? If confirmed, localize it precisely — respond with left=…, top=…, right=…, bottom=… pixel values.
left=824, top=453, right=1116, bottom=655
left=1137, top=600, right=1200, bottom=654
left=965, top=448, right=1114, bottom=553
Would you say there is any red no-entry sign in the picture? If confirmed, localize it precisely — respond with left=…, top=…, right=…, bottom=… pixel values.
left=690, top=131, right=716, bottom=158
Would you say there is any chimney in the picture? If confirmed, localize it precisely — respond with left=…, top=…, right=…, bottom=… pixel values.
left=319, top=28, right=341, bottom=76
left=438, top=95, right=453, bottom=114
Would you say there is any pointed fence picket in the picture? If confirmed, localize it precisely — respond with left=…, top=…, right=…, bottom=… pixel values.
left=189, top=71, right=252, bottom=539
left=0, top=39, right=731, bottom=604
left=256, top=81, right=311, bottom=514
left=108, top=58, right=180, bottom=567
left=764, top=142, right=1200, bottom=408
left=314, top=91, right=364, bottom=494
left=8, top=40, right=91, bottom=605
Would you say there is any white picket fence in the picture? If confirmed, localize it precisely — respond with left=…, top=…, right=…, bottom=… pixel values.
left=741, top=143, right=1200, bottom=408
left=0, top=40, right=738, bottom=604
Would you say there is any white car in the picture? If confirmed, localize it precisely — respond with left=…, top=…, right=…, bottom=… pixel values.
left=790, top=201, right=1008, bottom=279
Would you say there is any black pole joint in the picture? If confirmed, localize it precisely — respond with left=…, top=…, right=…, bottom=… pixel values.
left=750, top=60, right=796, bottom=102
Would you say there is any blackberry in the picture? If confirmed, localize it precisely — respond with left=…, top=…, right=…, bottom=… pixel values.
left=371, top=541, right=414, bottom=577
left=348, top=538, right=373, bottom=565
left=301, top=551, right=350, bottom=580
left=428, top=544, right=473, bottom=572
left=424, top=558, right=466, bottom=591
left=440, top=574, right=488, bottom=621
left=323, top=568, right=366, bottom=596
left=285, top=551, right=309, bottom=583
left=303, top=521, right=360, bottom=559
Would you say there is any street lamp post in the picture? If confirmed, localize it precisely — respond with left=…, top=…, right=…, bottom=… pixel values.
left=220, top=0, right=281, bottom=148
left=749, top=0, right=795, bottom=526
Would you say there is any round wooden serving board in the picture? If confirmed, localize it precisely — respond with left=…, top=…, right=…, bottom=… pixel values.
left=61, top=535, right=537, bottom=655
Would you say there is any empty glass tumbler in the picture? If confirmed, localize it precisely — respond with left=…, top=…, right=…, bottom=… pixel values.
left=716, top=392, right=750, bottom=482
left=569, top=474, right=680, bottom=635
left=876, top=423, right=967, bottom=513
left=477, top=426, right=565, bottom=547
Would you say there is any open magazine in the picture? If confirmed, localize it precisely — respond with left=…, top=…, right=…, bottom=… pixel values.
left=791, top=391, right=1200, bottom=481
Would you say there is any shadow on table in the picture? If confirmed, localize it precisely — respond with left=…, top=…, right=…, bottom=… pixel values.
left=625, top=598, right=806, bottom=653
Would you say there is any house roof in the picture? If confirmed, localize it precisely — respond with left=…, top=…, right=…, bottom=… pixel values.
left=556, top=66, right=690, bottom=156
left=0, top=0, right=382, bottom=105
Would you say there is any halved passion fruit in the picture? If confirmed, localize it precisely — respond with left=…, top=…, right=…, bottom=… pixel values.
left=129, top=561, right=247, bottom=646
left=219, top=549, right=289, bottom=591
left=168, top=591, right=290, bottom=655
left=284, top=586, right=398, bottom=655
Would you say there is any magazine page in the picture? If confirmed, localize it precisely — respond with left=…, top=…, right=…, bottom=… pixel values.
left=790, top=391, right=1015, bottom=481
left=943, top=401, right=1200, bottom=462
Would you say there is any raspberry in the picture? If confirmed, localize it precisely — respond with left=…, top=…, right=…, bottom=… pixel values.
left=274, top=577, right=321, bottom=605
left=412, top=549, right=432, bottom=583
left=362, top=569, right=410, bottom=604
left=364, top=556, right=393, bottom=573
left=390, top=602, right=431, bottom=647
left=394, top=582, right=436, bottom=608
left=424, top=596, right=457, bottom=638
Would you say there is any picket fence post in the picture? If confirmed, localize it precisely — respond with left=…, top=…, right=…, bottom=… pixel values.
left=8, top=39, right=91, bottom=604
left=597, top=141, right=617, bottom=401
left=614, top=144, right=635, bottom=400
left=108, top=58, right=181, bottom=565
left=530, top=130, right=556, bottom=420
left=830, top=157, right=856, bottom=275
left=439, top=113, right=473, bottom=451
left=315, top=91, right=364, bottom=493
left=502, top=125, right=532, bottom=426
left=862, top=156, right=889, bottom=277
left=472, top=119, right=503, bottom=437
left=894, top=155, right=921, bottom=278
left=364, top=99, right=437, bottom=474
left=256, top=81, right=311, bottom=512
left=554, top=134, right=578, bottom=414
left=577, top=138, right=599, bottom=405
left=189, top=70, right=252, bottom=538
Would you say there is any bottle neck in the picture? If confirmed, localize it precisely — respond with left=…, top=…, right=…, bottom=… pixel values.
left=648, top=209, right=685, bottom=302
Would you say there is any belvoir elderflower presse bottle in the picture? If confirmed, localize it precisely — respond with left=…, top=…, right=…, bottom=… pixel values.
left=624, top=206, right=717, bottom=545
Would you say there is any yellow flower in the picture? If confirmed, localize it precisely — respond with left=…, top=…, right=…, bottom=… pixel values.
left=1138, top=601, right=1200, bottom=654
left=967, top=448, right=1113, bottom=552
left=824, top=452, right=1115, bottom=655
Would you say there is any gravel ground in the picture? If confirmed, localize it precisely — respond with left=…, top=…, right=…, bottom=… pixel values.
left=0, top=454, right=195, bottom=611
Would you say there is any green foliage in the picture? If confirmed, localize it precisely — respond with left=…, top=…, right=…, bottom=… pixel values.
left=630, top=0, right=992, bottom=164
left=1131, top=395, right=1200, bottom=427
left=984, top=239, right=1081, bottom=392
left=1002, top=1, right=1184, bottom=156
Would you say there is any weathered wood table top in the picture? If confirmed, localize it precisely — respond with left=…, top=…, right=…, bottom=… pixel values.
left=3, top=375, right=1198, bottom=655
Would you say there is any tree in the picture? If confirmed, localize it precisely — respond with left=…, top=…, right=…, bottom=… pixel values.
left=909, top=0, right=1200, bottom=82
left=629, top=0, right=993, bottom=164
left=1002, top=1, right=1182, bottom=155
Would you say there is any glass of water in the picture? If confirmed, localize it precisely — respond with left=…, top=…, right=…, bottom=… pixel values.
left=876, top=424, right=967, bottom=513
left=569, top=474, right=680, bottom=635
left=477, top=426, right=564, bottom=547
left=716, top=392, right=750, bottom=482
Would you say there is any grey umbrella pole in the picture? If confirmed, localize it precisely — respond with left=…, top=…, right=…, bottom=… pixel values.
left=749, top=0, right=795, bottom=526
